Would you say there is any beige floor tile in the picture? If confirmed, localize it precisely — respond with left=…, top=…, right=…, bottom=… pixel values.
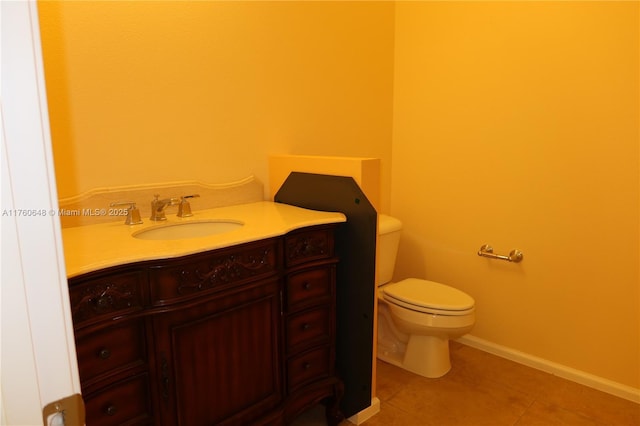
left=385, top=371, right=532, bottom=425
left=293, top=344, right=640, bottom=426
left=355, top=401, right=426, bottom=426
left=534, top=376, right=640, bottom=426
left=449, top=343, right=558, bottom=399
left=514, top=400, right=603, bottom=426
left=375, top=358, right=421, bottom=402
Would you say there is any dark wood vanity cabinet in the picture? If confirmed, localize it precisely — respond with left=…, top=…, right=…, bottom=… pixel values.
left=69, top=268, right=154, bottom=426
left=282, top=227, right=343, bottom=424
left=68, top=224, right=343, bottom=426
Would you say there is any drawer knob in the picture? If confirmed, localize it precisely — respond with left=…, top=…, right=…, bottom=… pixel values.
left=98, top=348, right=111, bottom=360
left=301, top=323, right=311, bottom=331
left=303, top=282, right=312, bottom=290
left=105, top=405, right=117, bottom=416
left=95, top=296, right=110, bottom=309
left=303, top=362, right=312, bottom=370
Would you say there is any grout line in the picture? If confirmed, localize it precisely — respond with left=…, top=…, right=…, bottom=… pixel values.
left=512, top=395, right=537, bottom=426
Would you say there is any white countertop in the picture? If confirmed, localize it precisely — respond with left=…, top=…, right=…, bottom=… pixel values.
left=62, top=201, right=346, bottom=278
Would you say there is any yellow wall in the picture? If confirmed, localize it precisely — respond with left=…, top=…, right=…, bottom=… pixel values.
left=392, top=2, right=639, bottom=389
left=38, top=1, right=394, bottom=206
left=39, top=0, right=640, bottom=394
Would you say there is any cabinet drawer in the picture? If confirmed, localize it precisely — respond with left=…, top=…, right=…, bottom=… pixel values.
left=285, top=227, right=334, bottom=267
left=69, top=270, right=146, bottom=327
left=287, top=346, right=331, bottom=392
left=84, top=373, right=152, bottom=426
left=286, top=307, right=330, bottom=353
left=76, top=321, right=146, bottom=384
left=286, top=267, right=332, bottom=311
left=149, top=240, right=278, bottom=306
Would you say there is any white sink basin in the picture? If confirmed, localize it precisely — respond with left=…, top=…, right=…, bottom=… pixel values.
left=133, top=220, right=243, bottom=240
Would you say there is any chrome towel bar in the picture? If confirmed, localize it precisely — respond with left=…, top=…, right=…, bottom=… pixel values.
left=477, top=244, right=523, bottom=263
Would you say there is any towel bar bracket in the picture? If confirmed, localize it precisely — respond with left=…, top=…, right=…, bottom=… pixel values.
left=477, top=244, right=523, bottom=263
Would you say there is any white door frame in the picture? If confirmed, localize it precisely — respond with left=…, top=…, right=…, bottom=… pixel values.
left=1, top=1, right=81, bottom=424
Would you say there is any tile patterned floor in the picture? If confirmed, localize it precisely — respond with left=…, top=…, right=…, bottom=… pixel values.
left=293, top=341, right=640, bottom=426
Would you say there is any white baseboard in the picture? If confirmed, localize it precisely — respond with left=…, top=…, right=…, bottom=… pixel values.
left=346, top=397, right=381, bottom=425
left=457, top=335, right=640, bottom=404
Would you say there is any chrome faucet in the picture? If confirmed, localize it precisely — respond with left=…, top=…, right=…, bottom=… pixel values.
left=110, top=201, right=143, bottom=225
left=150, top=194, right=180, bottom=221
left=177, top=194, right=200, bottom=217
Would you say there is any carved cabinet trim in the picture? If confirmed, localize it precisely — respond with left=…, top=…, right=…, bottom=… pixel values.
left=149, top=239, right=279, bottom=307
left=69, top=224, right=343, bottom=426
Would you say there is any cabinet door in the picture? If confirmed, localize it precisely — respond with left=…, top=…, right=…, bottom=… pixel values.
left=153, top=280, right=283, bottom=426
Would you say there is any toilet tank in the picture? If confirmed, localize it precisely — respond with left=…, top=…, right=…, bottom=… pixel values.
left=377, top=214, right=403, bottom=286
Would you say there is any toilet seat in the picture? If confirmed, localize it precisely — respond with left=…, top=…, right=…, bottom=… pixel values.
left=383, top=278, right=475, bottom=316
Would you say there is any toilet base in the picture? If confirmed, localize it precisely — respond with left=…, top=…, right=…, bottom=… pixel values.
left=378, top=334, right=452, bottom=379
left=403, top=334, right=451, bottom=378
left=377, top=301, right=455, bottom=379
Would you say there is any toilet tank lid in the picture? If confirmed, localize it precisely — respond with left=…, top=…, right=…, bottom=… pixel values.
left=379, top=214, right=402, bottom=235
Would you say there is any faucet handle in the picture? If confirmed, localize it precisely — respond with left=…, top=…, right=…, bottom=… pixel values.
left=110, top=201, right=143, bottom=225
left=150, top=194, right=181, bottom=221
left=177, top=194, right=200, bottom=218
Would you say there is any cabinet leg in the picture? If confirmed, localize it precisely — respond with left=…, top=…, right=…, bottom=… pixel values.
left=324, top=381, right=345, bottom=426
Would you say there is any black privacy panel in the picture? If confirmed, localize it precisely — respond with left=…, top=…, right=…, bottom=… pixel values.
left=275, top=172, right=377, bottom=417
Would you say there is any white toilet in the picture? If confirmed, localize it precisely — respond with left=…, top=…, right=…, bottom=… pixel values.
left=377, top=214, right=476, bottom=378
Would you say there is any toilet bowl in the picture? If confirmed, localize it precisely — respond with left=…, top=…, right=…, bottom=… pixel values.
left=377, top=215, right=475, bottom=378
